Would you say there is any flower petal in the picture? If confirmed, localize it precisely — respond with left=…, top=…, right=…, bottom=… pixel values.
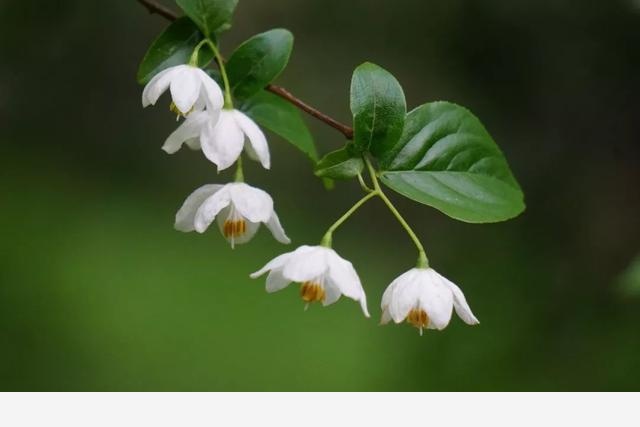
left=388, top=269, right=423, bottom=323
left=185, top=138, right=201, bottom=150
left=170, top=67, right=201, bottom=114
left=193, top=186, right=232, bottom=233
left=250, top=252, right=294, bottom=278
left=325, top=274, right=370, bottom=316
left=281, top=246, right=329, bottom=282
left=443, top=277, right=480, bottom=325
left=381, top=280, right=397, bottom=311
left=233, top=110, right=270, bottom=169
left=201, top=112, right=244, bottom=171
left=265, top=269, right=291, bottom=293
left=326, top=254, right=363, bottom=299
left=196, top=68, right=224, bottom=111
left=380, top=308, right=392, bottom=325
left=162, top=111, right=209, bottom=154
left=174, top=184, right=223, bottom=232
left=418, top=270, right=454, bottom=330
left=326, top=253, right=369, bottom=317
left=264, top=211, right=291, bottom=244
left=228, top=183, right=273, bottom=223
left=142, top=66, right=177, bottom=107
left=358, top=293, right=370, bottom=318
left=192, top=92, right=209, bottom=113
left=379, top=280, right=398, bottom=325
left=322, top=281, right=342, bottom=306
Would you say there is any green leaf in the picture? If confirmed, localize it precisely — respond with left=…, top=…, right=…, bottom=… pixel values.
left=240, top=90, right=317, bottom=161
left=379, top=102, right=525, bottom=223
left=350, top=62, right=406, bottom=156
left=175, top=0, right=238, bottom=37
left=315, top=148, right=364, bottom=180
left=136, top=17, right=213, bottom=85
left=227, top=29, right=294, bottom=100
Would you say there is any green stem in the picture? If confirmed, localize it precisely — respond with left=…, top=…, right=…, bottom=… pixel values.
left=319, top=159, right=430, bottom=268
left=204, top=40, right=234, bottom=109
left=234, top=156, right=244, bottom=182
left=365, top=158, right=429, bottom=268
left=188, top=39, right=209, bottom=66
left=320, top=191, right=378, bottom=248
left=357, top=172, right=374, bottom=193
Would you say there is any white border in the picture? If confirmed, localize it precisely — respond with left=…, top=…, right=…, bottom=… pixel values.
left=0, top=392, right=636, bottom=427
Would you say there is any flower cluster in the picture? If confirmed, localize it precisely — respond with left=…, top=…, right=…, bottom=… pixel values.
left=140, top=19, right=481, bottom=336
left=143, top=62, right=284, bottom=250
left=144, top=64, right=271, bottom=172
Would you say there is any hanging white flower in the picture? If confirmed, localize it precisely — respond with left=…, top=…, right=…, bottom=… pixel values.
left=142, top=65, right=224, bottom=118
left=161, top=109, right=270, bottom=172
left=175, top=183, right=290, bottom=248
left=250, top=245, right=370, bottom=317
left=201, top=109, right=270, bottom=172
left=380, top=268, right=479, bottom=335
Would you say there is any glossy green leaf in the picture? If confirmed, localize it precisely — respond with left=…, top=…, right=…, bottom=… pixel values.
left=379, top=102, right=525, bottom=223
left=227, top=29, right=294, bottom=100
left=350, top=62, right=406, bottom=156
left=315, top=148, right=364, bottom=180
left=175, top=0, right=238, bottom=37
left=136, top=17, right=213, bottom=85
left=240, top=90, right=317, bottom=161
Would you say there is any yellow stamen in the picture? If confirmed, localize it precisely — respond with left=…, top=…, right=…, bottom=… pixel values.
left=223, top=219, right=247, bottom=238
left=300, top=282, right=325, bottom=303
left=407, top=308, right=429, bottom=330
left=169, top=102, right=194, bottom=120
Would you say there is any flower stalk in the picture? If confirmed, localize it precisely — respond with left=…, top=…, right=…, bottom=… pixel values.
left=320, top=191, right=378, bottom=247
left=188, top=39, right=210, bottom=66
left=189, top=38, right=234, bottom=109
left=318, top=158, right=429, bottom=269
left=364, top=158, right=429, bottom=268
left=204, top=40, right=234, bottom=109
left=234, top=156, right=244, bottom=182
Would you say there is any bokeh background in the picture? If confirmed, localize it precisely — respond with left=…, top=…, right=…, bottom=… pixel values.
left=1, top=0, right=639, bottom=391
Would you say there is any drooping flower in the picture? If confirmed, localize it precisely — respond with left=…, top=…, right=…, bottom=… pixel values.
left=380, top=268, right=479, bottom=335
left=250, top=245, right=370, bottom=317
left=175, top=183, right=290, bottom=248
left=142, top=65, right=224, bottom=118
left=161, top=109, right=270, bottom=172
left=201, top=109, right=270, bottom=172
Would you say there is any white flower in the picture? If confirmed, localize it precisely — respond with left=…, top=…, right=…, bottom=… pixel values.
left=142, top=65, right=224, bottom=117
left=380, top=268, right=479, bottom=335
left=161, top=109, right=270, bottom=173
left=201, top=109, right=270, bottom=171
left=174, top=182, right=290, bottom=248
left=250, top=245, right=370, bottom=317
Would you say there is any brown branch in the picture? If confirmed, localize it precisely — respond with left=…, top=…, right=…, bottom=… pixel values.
left=136, top=0, right=354, bottom=140
left=266, top=84, right=354, bottom=139
left=137, top=0, right=178, bottom=21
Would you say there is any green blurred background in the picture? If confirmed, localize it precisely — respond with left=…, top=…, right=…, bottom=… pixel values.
left=1, top=0, right=639, bottom=391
